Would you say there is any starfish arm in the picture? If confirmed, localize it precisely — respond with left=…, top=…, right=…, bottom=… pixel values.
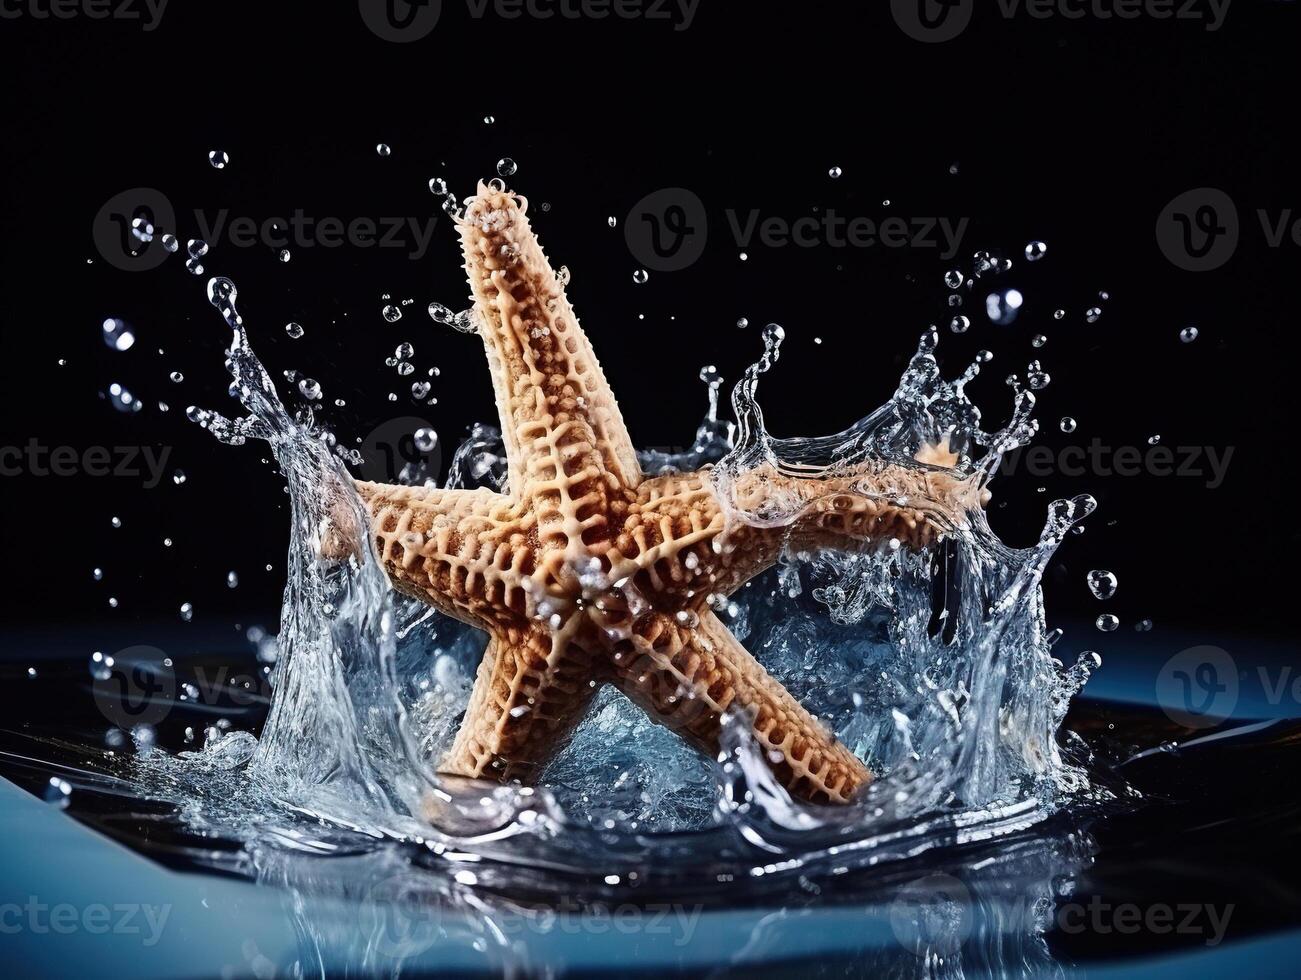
left=437, top=622, right=604, bottom=782
left=355, top=480, right=531, bottom=629
left=459, top=182, right=641, bottom=498
left=613, top=610, right=870, bottom=804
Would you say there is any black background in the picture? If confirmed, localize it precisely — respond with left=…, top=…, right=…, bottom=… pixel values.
left=1, top=0, right=1297, bottom=668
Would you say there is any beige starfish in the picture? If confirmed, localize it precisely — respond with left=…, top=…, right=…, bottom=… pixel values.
left=350, top=183, right=983, bottom=804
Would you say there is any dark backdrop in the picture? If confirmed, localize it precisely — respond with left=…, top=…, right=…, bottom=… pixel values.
left=1, top=1, right=1296, bottom=674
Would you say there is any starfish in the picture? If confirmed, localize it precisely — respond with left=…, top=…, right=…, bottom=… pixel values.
left=349, top=183, right=983, bottom=804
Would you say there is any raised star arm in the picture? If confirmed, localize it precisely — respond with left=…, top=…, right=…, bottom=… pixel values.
left=458, top=183, right=642, bottom=497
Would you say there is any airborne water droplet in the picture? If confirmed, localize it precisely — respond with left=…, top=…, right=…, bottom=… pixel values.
left=102, top=317, right=136, bottom=351
left=1025, top=241, right=1048, bottom=262
left=1180, top=326, right=1199, bottom=343
left=414, top=428, right=438, bottom=452
left=376, top=143, right=391, bottom=157
left=227, top=571, right=239, bottom=588
left=828, top=166, right=842, bottom=179
left=1095, top=613, right=1119, bottom=632
left=632, top=269, right=649, bottom=284
left=180, top=602, right=194, bottom=622
left=383, top=305, right=402, bottom=323
left=985, top=289, right=1023, bottom=325
left=497, top=157, right=517, bottom=177
left=1060, top=416, right=1077, bottom=433
left=285, top=322, right=304, bottom=339
left=949, top=315, right=970, bottom=334
left=1086, top=569, right=1118, bottom=600
left=208, top=149, right=229, bottom=169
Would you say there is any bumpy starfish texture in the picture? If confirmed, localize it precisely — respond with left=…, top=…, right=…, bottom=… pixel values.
left=354, top=183, right=981, bottom=804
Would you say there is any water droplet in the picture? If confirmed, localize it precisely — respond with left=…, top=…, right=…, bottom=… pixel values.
left=410, top=381, right=431, bottom=399
left=226, top=571, right=239, bottom=589
left=736, top=317, right=748, bottom=329
left=427, top=302, right=477, bottom=333
left=1031, top=334, right=1046, bottom=348
left=1060, top=416, right=1077, bottom=433
left=27, top=667, right=36, bottom=678
left=131, top=216, right=154, bottom=243
left=429, top=177, right=448, bottom=195
left=172, top=470, right=187, bottom=485
left=1054, top=309, right=1065, bottom=321
left=1148, top=434, right=1161, bottom=446
left=1087, top=569, right=1118, bottom=600
left=1025, top=241, right=1048, bottom=262
left=110, top=516, right=122, bottom=528
left=1135, top=618, right=1153, bottom=632
left=828, top=166, right=842, bottom=179
left=298, top=378, right=321, bottom=400
left=107, top=382, right=141, bottom=413
left=949, top=315, right=970, bottom=334
left=376, top=143, right=391, bottom=157
left=483, top=115, right=495, bottom=124
left=285, top=321, right=304, bottom=339
left=395, top=342, right=414, bottom=359
left=632, top=269, right=649, bottom=284
left=102, top=317, right=135, bottom=351
left=944, top=269, right=963, bottom=289
left=180, top=602, right=194, bottom=622
left=93, top=567, right=103, bottom=580
left=44, top=776, right=72, bottom=808
left=170, top=371, right=184, bottom=383
left=208, top=149, right=229, bottom=169
left=187, top=239, right=208, bottom=259
left=985, top=288, right=1024, bottom=325
left=161, top=234, right=178, bottom=253
left=397, top=362, right=415, bottom=376
left=383, top=305, right=403, bottom=323
left=1095, top=613, right=1119, bottom=632
left=1180, top=326, right=1199, bottom=343
left=738, top=252, right=748, bottom=261
left=414, top=428, right=438, bottom=452
left=1085, top=307, right=1102, bottom=323
left=278, top=249, right=291, bottom=263
left=607, top=216, right=617, bottom=228
left=185, top=258, right=205, bottom=276
left=496, top=157, right=517, bottom=177
left=89, top=651, right=112, bottom=681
